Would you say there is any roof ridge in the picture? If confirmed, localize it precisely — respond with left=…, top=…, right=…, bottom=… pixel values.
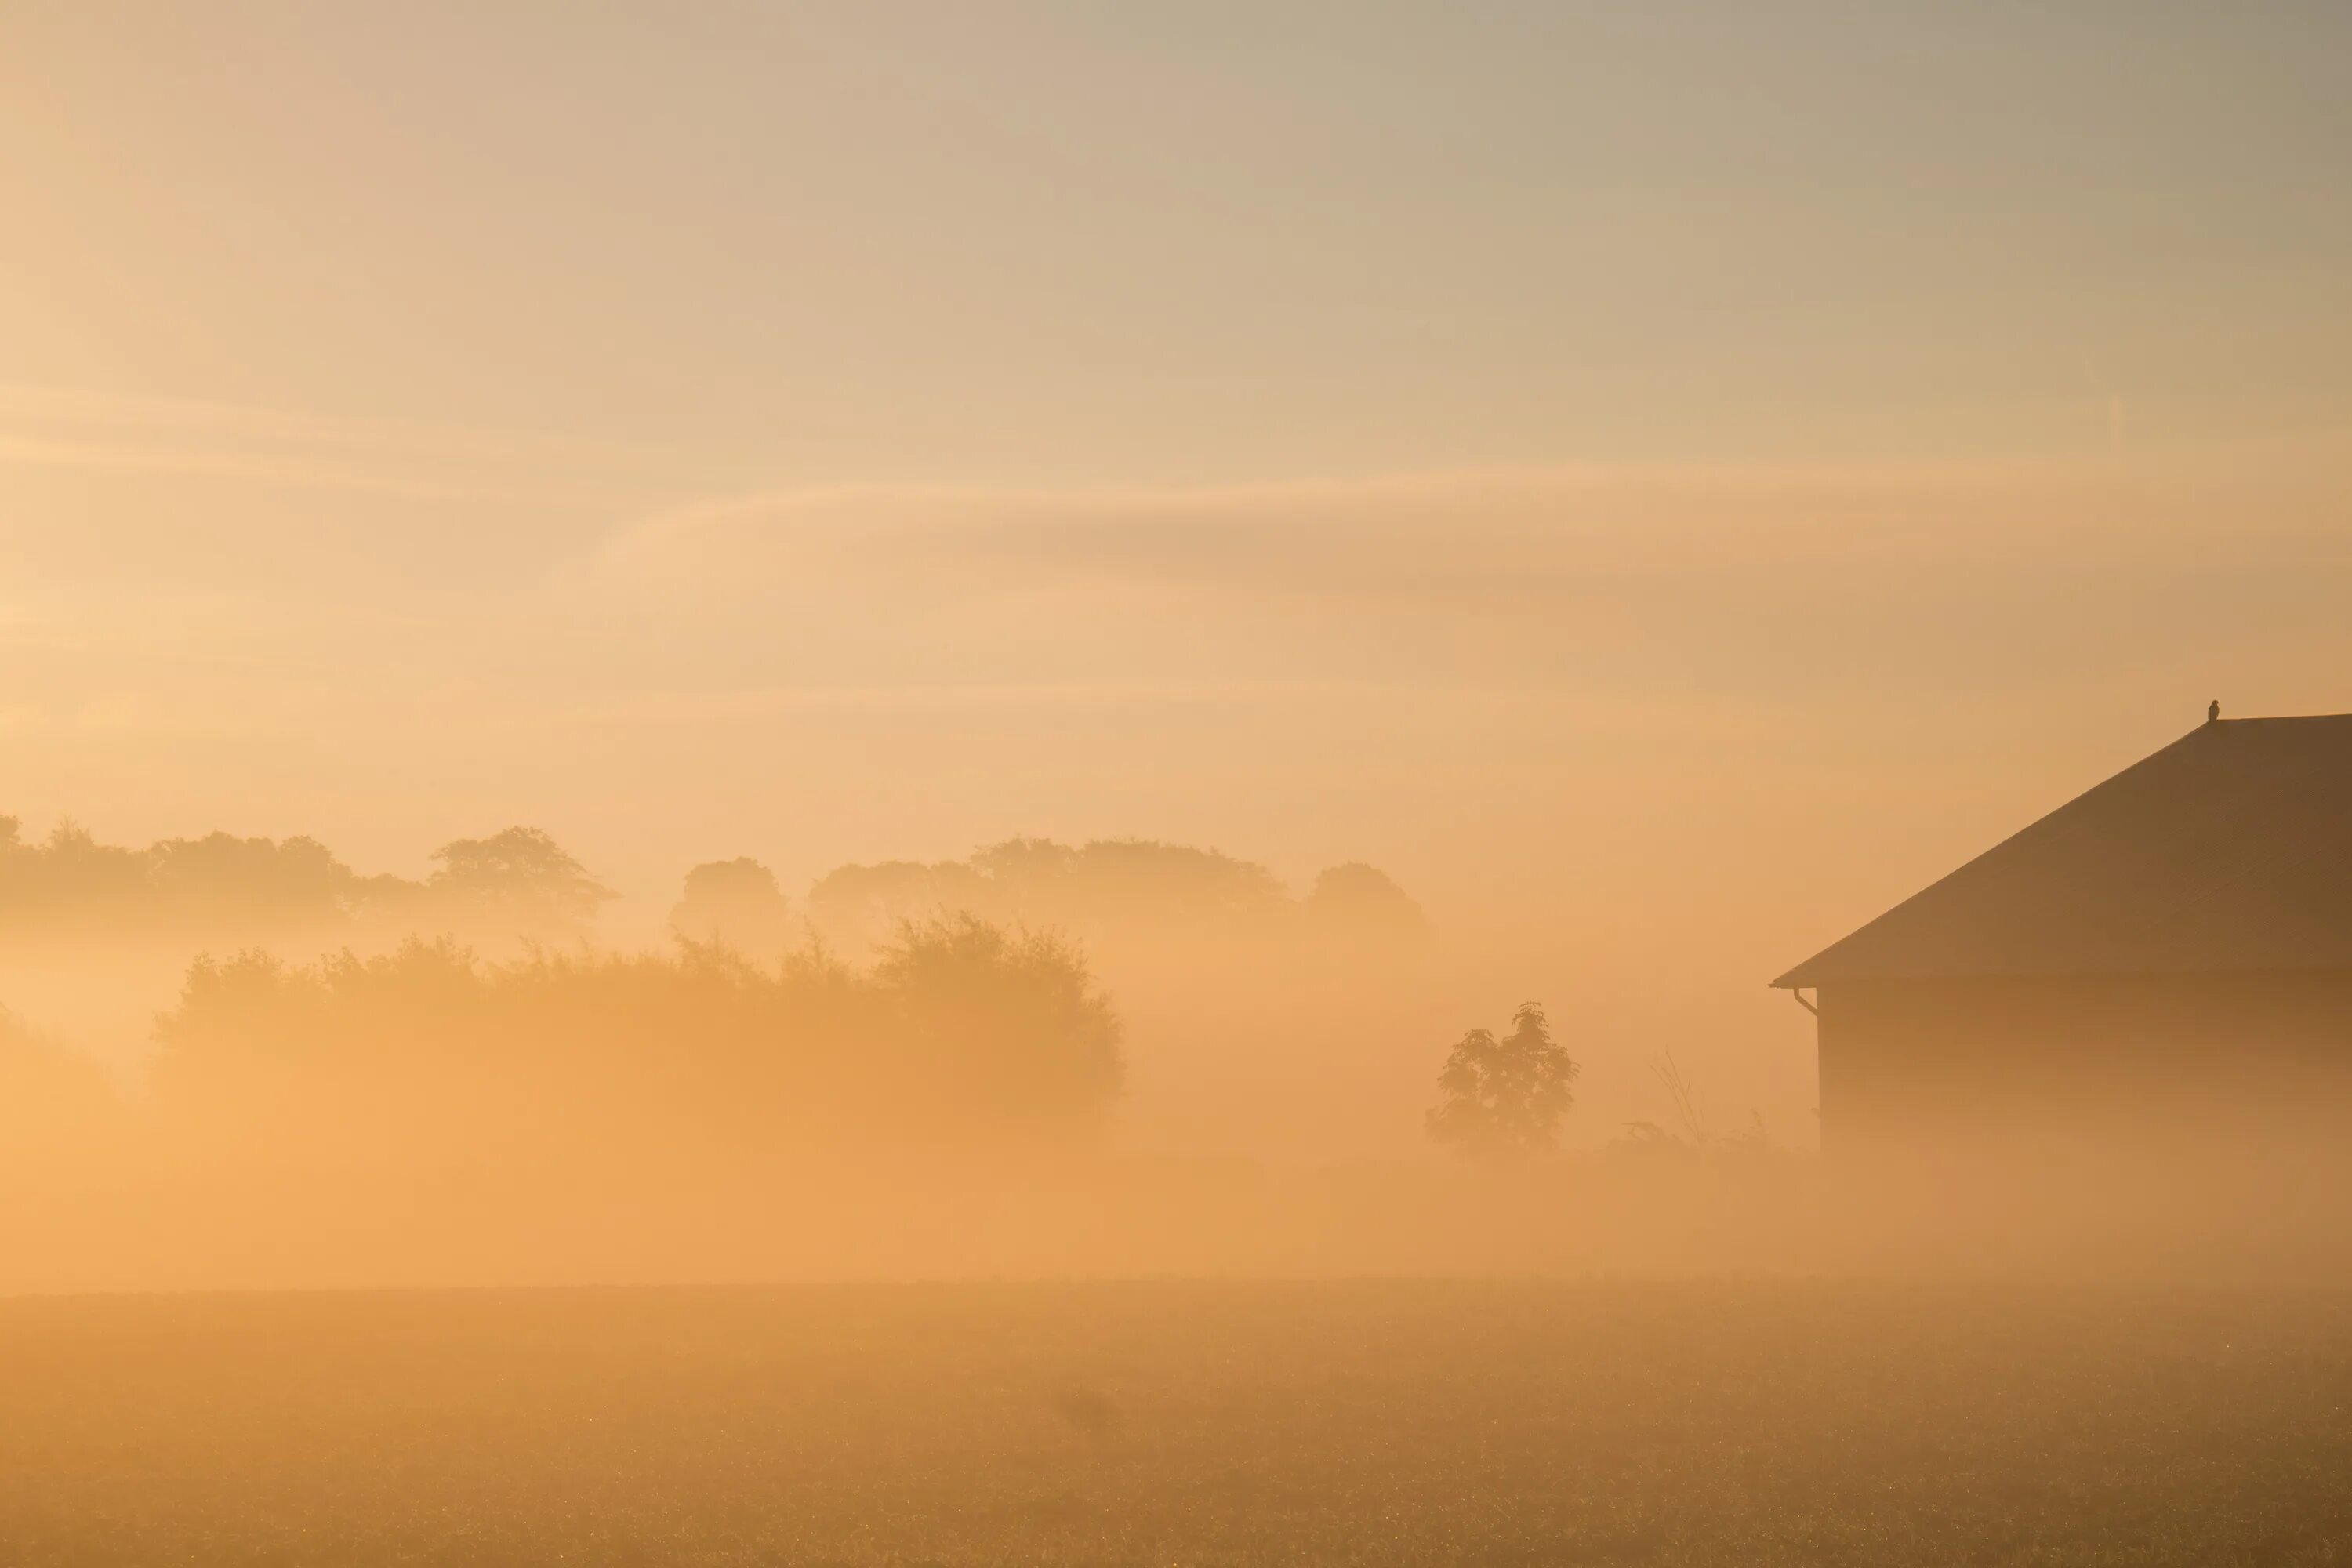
left=1771, top=714, right=2352, bottom=987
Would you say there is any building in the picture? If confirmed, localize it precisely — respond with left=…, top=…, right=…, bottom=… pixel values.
left=1773, top=713, right=2352, bottom=1160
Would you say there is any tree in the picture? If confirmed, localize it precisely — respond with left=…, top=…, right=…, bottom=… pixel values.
left=872, top=914, right=1123, bottom=1127
left=670, top=858, right=792, bottom=951
left=147, top=832, right=355, bottom=931
left=1305, top=862, right=1427, bottom=937
left=1425, top=1002, right=1577, bottom=1157
left=147, top=915, right=1126, bottom=1156
left=804, top=859, right=990, bottom=953
left=426, top=826, right=612, bottom=938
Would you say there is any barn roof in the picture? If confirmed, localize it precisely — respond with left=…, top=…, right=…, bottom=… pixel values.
left=1773, top=714, right=2352, bottom=987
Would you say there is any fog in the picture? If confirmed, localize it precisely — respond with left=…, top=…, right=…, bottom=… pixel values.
left=0, top=818, right=1573, bottom=1288
left=5, top=809, right=2347, bottom=1295
left=12, top=9, right=2352, bottom=1562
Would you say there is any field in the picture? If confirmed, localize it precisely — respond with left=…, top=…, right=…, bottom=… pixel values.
left=3, top=1282, right=2351, bottom=1566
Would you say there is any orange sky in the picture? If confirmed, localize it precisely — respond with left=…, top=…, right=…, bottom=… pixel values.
left=3, top=3, right=2349, bottom=1142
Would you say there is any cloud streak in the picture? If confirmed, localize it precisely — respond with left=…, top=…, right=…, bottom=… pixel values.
left=572, top=452, right=2352, bottom=706
left=0, top=383, right=712, bottom=508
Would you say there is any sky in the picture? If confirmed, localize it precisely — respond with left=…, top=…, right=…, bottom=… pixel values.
left=2, top=2, right=2349, bottom=1134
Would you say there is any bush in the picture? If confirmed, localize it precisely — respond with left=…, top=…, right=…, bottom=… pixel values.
left=149, top=918, right=1123, bottom=1175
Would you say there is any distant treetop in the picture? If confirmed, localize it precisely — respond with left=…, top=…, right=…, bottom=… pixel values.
left=670, top=858, right=792, bottom=952
left=804, top=837, right=1424, bottom=953
left=0, top=813, right=613, bottom=947
left=0, top=810, right=1425, bottom=961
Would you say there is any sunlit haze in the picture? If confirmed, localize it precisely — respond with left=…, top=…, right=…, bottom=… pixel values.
left=7, top=5, right=2345, bottom=1156
left=9, top=6, right=2352, bottom=1562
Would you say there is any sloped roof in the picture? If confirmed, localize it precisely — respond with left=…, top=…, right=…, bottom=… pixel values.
left=1773, top=715, right=2352, bottom=987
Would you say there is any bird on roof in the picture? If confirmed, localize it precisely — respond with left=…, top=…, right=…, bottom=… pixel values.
left=2209, top=699, right=2221, bottom=723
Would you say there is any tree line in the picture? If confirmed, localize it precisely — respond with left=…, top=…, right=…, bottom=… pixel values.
left=1, top=915, right=1123, bottom=1194
left=792, top=838, right=1423, bottom=955
left=0, top=814, right=1431, bottom=1189
left=2, top=813, right=1423, bottom=956
left=0, top=818, right=609, bottom=944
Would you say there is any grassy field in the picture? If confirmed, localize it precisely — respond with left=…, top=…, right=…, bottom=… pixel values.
left=2, top=1281, right=2350, bottom=1566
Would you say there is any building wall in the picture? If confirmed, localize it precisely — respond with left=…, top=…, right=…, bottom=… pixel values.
left=1817, top=971, right=2352, bottom=1161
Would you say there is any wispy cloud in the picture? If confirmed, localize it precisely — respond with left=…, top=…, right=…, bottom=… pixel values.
left=587, top=449, right=2351, bottom=606
left=0, top=434, right=586, bottom=505
left=548, top=450, right=2352, bottom=720
left=0, top=383, right=710, bottom=507
left=0, top=383, right=691, bottom=463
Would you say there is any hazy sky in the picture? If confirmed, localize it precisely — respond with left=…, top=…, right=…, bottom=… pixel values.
left=3, top=3, right=2349, bottom=1120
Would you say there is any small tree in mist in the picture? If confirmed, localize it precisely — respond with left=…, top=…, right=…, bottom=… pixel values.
left=873, top=914, right=1123, bottom=1127
left=426, top=826, right=612, bottom=938
left=1305, top=862, right=1426, bottom=937
left=670, top=858, right=792, bottom=952
left=1425, top=1003, right=1577, bottom=1158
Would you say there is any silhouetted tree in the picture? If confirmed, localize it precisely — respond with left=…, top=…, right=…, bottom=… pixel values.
left=804, top=859, right=992, bottom=952
left=1041, top=838, right=1288, bottom=930
left=1425, top=1003, right=1577, bottom=1158
left=670, top=858, right=792, bottom=952
left=873, top=915, right=1123, bottom=1126
left=0, top=815, right=367, bottom=938
left=426, top=826, right=611, bottom=938
left=805, top=837, right=1357, bottom=954
left=149, top=915, right=1124, bottom=1165
left=147, top=832, right=353, bottom=930
left=968, top=837, right=1078, bottom=891
left=1, top=818, right=147, bottom=926
left=1306, top=862, right=1426, bottom=936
